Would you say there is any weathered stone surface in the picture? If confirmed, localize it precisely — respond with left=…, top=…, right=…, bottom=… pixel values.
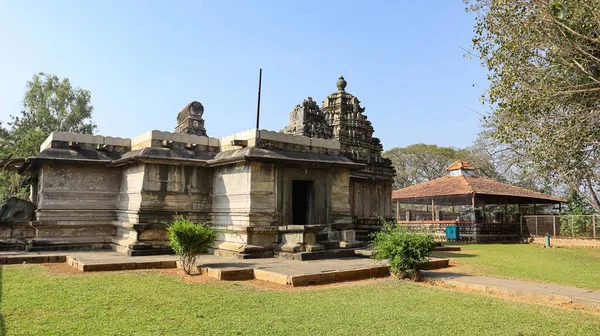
left=282, top=97, right=333, bottom=139
left=175, top=101, right=208, bottom=136
left=0, top=197, right=35, bottom=223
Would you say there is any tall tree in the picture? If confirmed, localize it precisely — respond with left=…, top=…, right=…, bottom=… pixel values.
left=0, top=73, right=96, bottom=201
left=383, top=143, right=499, bottom=189
left=466, top=0, right=600, bottom=211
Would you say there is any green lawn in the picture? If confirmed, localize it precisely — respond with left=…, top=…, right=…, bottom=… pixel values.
left=432, top=244, right=600, bottom=290
left=1, top=265, right=600, bottom=335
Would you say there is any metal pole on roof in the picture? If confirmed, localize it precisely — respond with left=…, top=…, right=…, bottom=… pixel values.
left=256, top=68, right=262, bottom=130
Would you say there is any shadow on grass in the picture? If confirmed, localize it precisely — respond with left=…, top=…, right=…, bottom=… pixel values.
left=431, top=252, right=478, bottom=259
left=199, top=262, right=257, bottom=269
left=0, top=266, right=5, bottom=336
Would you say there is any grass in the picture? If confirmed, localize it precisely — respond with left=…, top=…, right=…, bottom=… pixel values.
left=1, top=265, right=600, bottom=335
left=432, top=244, right=600, bottom=290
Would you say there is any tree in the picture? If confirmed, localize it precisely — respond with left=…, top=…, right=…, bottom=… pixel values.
left=0, top=73, right=96, bottom=201
left=465, top=0, right=600, bottom=211
left=382, top=143, right=499, bottom=189
left=469, top=127, right=559, bottom=194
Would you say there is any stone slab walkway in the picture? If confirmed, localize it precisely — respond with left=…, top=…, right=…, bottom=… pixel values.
left=424, top=271, right=600, bottom=309
left=0, top=250, right=449, bottom=287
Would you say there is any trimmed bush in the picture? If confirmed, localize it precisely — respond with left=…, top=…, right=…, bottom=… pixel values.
left=371, top=220, right=436, bottom=281
left=167, top=219, right=216, bottom=275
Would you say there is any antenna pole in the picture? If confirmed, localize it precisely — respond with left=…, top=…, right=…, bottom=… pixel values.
left=256, top=68, right=262, bottom=129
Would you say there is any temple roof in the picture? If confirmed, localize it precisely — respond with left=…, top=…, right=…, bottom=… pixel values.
left=392, top=174, right=566, bottom=204
left=446, top=160, right=474, bottom=171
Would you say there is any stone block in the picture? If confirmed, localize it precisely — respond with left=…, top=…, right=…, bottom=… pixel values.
left=369, top=266, right=391, bottom=278
left=253, top=269, right=290, bottom=285
left=310, top=138, right=341, bottom=150
left=333, top=269, right=371, bottom=282
left=218, top=268, right=255, bottom=281
left=40, top=132, right=105, bottom=151
left=258, top=130, right=311, bottom=146
left=82, top=262, right=137, bottom=272
left=5, top=256, right=49, bottom=264
left=103, top=136, right=131, bottom=147
left=290, top=273, right=336, bottom=287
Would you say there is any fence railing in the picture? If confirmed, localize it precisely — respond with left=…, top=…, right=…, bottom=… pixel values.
left=521, top=214, right=599, bottom=238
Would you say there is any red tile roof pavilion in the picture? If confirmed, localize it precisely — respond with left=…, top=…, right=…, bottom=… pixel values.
left=392, top=161, right=566, bottom=205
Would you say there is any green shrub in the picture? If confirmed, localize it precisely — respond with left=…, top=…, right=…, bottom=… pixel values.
left=370, top=220, right=436, bottom=281
left=167, top=219, right=216, bottom=275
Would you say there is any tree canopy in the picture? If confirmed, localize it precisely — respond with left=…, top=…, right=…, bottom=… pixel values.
left=466, top=0, right=600, bottom=210
left=382, top=143, right=500, bottom=189
left=0, top=73, right=96, bottom=201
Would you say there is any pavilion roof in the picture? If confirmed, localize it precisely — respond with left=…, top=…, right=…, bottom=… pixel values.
left=392, top=174, right=566, bottom=204
left=446, top=160, right=474, bottom=171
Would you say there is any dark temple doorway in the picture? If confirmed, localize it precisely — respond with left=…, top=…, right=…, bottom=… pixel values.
left=292, top=180, right=313, bottom=224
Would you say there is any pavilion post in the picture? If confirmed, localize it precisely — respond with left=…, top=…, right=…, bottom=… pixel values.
left=593, top=214, right=596, bottom=239
left=503, top=199, right=508, bottom=224
left=471, top=194, right=476, bottom=224
left=552, top=216, right=557, bottom=236
left=482, top=204, right=486, bottom=223
left=431, top=199, right=435, bottom=221
left=520, top=214, right=523, bottom=236
left=396, top=200, right=400, bottom=223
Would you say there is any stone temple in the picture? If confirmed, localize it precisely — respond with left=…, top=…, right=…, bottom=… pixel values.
left=3, top=77, right=395, bottom=258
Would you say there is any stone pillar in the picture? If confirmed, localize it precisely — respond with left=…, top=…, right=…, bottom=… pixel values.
left=338, top=230, right=362, bottom=248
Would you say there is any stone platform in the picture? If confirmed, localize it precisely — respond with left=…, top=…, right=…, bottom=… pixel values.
left=0, top=251, right=449, bottom=287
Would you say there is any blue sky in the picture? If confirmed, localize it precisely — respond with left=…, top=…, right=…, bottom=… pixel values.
left=0, top=0, right=489, bottom=150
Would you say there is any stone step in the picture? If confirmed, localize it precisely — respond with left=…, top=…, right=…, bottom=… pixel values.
left=127, top=248, right=174, bottom=256
left=275, top=248, right=359, bottom=261
left=26, top=243, right=112, bottom=252
left=66, top=255, right=176, bottom=272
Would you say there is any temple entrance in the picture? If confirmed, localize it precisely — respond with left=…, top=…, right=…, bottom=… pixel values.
left=292, top=180, right=313, bottom=224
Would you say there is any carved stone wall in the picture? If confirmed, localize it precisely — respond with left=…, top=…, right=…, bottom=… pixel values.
left=282, top=97, right=333, bottom=139
left=175, top=101, right=207, bottom=136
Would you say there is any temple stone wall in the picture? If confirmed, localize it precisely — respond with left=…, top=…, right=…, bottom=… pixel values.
left=331, top=169, right=353, bottom=225
left=278, top=166, right=332, bottom=226
left=211, top=163, right=253, bottom=252
left=350, top=179, right=392, bottom=219
left=138, top=163, right=212, bottom=222
left=30, top=163, right=120, bottom=250
left=116, top=163, right=145, bottom=222
left=37, top=163, right=120, bottom=222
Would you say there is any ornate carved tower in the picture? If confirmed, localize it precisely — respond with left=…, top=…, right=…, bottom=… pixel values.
left=282, top=97, right=333, bottom=139
left=175, top=101, right=207, bottom=136
left=321, top=77, right=394, bottom=176
left=321, top=76, right=395, bottom=222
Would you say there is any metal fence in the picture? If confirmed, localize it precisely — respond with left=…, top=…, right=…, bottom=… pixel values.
left=521, top=214, right=600, bottom=238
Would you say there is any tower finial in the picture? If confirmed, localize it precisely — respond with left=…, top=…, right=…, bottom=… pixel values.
left=336, top=76, right=347, bottom=92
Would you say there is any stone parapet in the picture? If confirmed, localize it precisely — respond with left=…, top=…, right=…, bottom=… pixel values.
left=220, top=128, right=340, bottom=152
left=130, top=130, right=219, bottom=151
left=40, top=132, right=131, bottom=152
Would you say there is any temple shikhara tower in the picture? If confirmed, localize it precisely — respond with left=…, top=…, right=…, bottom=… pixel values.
left=284, top=76, right=395, bottom=225
left=1, top=76, right=395, bottom=259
